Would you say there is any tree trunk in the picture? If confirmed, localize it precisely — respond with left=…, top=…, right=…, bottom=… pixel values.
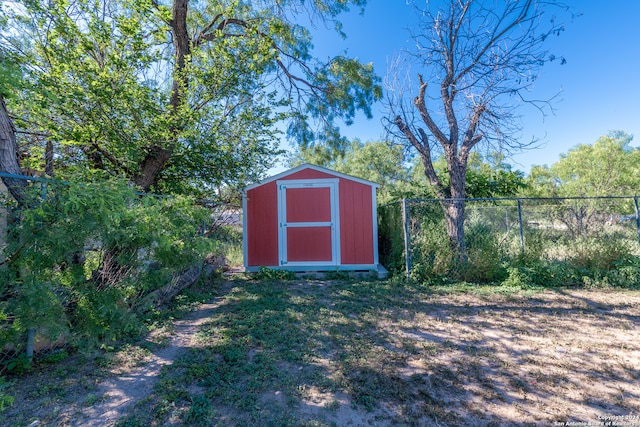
left=169, top=0, right=190, bottom=112
left=133, top=0, right=190, bottom=192
left=139, top=264, right=203, bottom=310
left=444, top=160, right=467, bottom=258
left=45, top=140, right=54, bottom=177
left=133, top=145, right=171, bottom=191
left=443, top=199, right=466, bottom=257
left=0, top=95, right=27, bottom=204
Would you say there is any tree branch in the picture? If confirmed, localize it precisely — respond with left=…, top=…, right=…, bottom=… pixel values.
left=394, top=115, right=446, bottom=198
left=460, top=103, right=486, bottom=161
left=95, top=144, right=134, bottom=176
left=414, top=75, right=449, bottom=146
left=454, top=0, right=534, bottom=85
left=151, top=0, right=173, bottom=26
left=195, top=16, right=325, bottom=97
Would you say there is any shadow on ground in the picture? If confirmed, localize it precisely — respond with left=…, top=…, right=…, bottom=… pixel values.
left=114, top=279, right=640, bottom=426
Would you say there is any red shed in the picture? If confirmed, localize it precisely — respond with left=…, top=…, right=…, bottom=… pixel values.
left=243, top=164, right=383, bottom=273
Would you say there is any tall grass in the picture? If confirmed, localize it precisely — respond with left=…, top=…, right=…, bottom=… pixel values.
left=388, top=204, right=640, bottom=289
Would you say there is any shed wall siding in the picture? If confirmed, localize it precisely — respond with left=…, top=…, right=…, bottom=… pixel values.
left=285, top=169, right=336, bottom=180
left=246, top=181, right=278, bottom=266
left=339, top=179, right=374, bottom=264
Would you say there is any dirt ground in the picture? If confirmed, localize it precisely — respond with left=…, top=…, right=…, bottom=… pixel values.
left=390, top=289, right=640, bottom=425
left=2, top=281, right=639, bottom=426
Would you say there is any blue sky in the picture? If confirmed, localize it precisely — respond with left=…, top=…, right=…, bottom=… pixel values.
left=278, top=1, right=640, bottom=174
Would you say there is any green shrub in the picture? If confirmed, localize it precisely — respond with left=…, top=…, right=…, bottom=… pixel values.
left=567, top=237, right=636, bottom=271
left=407, top=209, right=453, bottom=283
left=517, top=230, right=550, bottom=263
left=1, top=179, right=214, bottom=364
left=607, top=267, right=640, bottom=288
left=580, top=258, right=640, bottom=288
left=500, top=266, right=533, bottom=288
left=456, top=222, right=507, bottom=283
left=208, top=225, right=243, bottom=268
left=377, top=202, right=406, bottom=275
left=505, top=257, right=576, bottom=287
left=0, top=376, right=14, bottom=412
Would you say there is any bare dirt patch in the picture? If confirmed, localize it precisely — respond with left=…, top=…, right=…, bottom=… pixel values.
left=384, top=289, right=640, bottom=425
left=0, top=281, right=235, bottom=427
left=68, top=297, right=229, bottom=426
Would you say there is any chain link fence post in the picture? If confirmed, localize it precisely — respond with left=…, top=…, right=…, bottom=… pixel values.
left=517, top=198, right=525, bottom=256
left=402, top=198, right=412, bottom=280
left=634, top=196, right=640, bottom=245
left=26, top=328, right=35, bottom=362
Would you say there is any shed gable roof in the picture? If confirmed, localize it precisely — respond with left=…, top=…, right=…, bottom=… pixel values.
left=245, top=163, right=380, bottom=191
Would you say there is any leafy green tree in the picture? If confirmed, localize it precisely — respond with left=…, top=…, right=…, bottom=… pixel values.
left=522, top=164, right=557, bottom=198
left=527, top=131, right=640, bottom=197
left=291, top=142, right=524, bottom=203
left=524, top=131, right=639, bottom=237
left=389, top=0, right=568, bottom=256
left=290, top=140, right=414, bottom=203
left=453, top=152, right=526, bottom=199
left=1, top=0, right=381, bottom=196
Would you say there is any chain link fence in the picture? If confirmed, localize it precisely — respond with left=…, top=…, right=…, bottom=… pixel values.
left=379, top=196, right=640, bottom=280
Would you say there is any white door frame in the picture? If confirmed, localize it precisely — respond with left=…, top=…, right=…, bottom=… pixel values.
left=277, top=179, right=340, bottom=267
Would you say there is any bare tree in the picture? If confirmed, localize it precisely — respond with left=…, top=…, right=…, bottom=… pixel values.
left=388, top=0, right=568, bottom=257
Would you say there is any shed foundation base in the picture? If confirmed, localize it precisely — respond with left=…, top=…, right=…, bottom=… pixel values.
left=245, top=264, right=389, bottom=279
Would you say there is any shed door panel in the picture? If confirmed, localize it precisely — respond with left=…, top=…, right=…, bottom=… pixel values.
left=285, top=187, right=331, bottom=223
left=278, top=180, right=339, bottom=266
left=286, top=227, right=333, bottom=262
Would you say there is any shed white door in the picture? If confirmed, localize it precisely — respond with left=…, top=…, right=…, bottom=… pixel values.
left=277, top=179, right=339, bottom=266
